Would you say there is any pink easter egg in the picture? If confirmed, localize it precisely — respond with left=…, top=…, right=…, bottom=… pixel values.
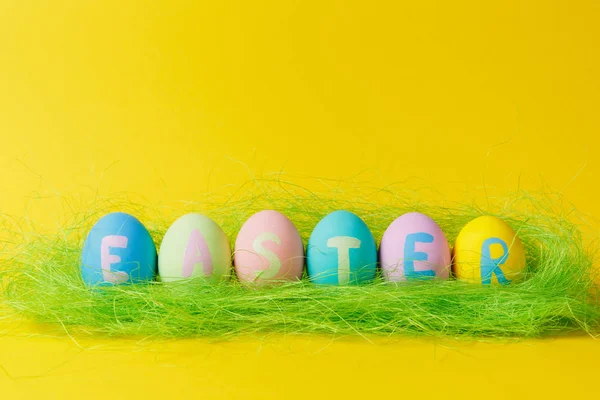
left=234, top=210, right=304, bottom=284
left=379, top=212, right=450, bottom=281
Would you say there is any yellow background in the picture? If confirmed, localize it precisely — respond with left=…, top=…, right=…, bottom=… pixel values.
left=1, top=1, right=599, bottom=398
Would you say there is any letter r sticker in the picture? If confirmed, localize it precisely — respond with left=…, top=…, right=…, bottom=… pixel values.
left=480, top=237, right=511, bottom=285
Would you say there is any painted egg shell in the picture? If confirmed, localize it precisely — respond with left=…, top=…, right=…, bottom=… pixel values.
left=159, top=213, right=231, bottom=283
left=380, top=212, right=450, bottom=281
left=307, top=210, right=376, bottom=285
left=81, top=212, right=157, bottom=286
left=234, top=210, right=304, bottom=284
left=453, top=216, right=526, bottom=285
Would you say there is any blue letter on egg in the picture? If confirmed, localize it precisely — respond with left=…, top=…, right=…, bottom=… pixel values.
left=480, top=237, right=510, bottom=285
left=403, top=232, right=436, bottom=280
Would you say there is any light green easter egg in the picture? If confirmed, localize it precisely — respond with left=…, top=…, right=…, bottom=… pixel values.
left=158, top=213, right=231, bottom=283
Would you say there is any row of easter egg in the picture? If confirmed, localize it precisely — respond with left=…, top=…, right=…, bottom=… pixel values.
left=81, top=210, right=526, bottom=287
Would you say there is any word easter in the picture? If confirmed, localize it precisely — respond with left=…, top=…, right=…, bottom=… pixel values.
left=80, top=210, right=526, bottom=287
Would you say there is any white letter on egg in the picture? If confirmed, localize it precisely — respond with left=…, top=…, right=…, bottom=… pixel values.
left=327, top=236, right=361, bottom=285
left=252, top=232, right=282, bottom=279
left=100, top=235, right=129, bottom=284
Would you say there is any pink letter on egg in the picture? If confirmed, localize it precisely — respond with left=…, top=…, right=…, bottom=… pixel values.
left=100, top=235, right=129, bottom=284
left=183, top=229, right=213, bottom=278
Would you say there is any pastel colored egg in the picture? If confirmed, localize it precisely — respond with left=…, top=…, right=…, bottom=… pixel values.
left=380, top=212, right=450, bottom=281
left=158, top=213, right=231, bottom=283
left=234, top=210, right=304, bottom=284
left=453, top=216, right=526, bottom=285
left=81, top=212, right=157, bottom=286
left=307, top=210, right=376, bottom=285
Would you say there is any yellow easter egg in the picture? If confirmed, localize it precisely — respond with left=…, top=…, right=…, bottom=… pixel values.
left=453, top=216, right=526, bottom=285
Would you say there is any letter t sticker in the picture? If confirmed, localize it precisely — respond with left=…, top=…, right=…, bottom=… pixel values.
left=327, top=236, right=361, bottom=285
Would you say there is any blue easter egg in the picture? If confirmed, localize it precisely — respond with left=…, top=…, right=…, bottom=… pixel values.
left=307, top=210, right=377, bottom=285
left=81, top=212, right=157, bottom=286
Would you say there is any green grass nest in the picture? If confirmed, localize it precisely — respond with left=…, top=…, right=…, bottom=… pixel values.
left=1, top=181, right=599, bottom=340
